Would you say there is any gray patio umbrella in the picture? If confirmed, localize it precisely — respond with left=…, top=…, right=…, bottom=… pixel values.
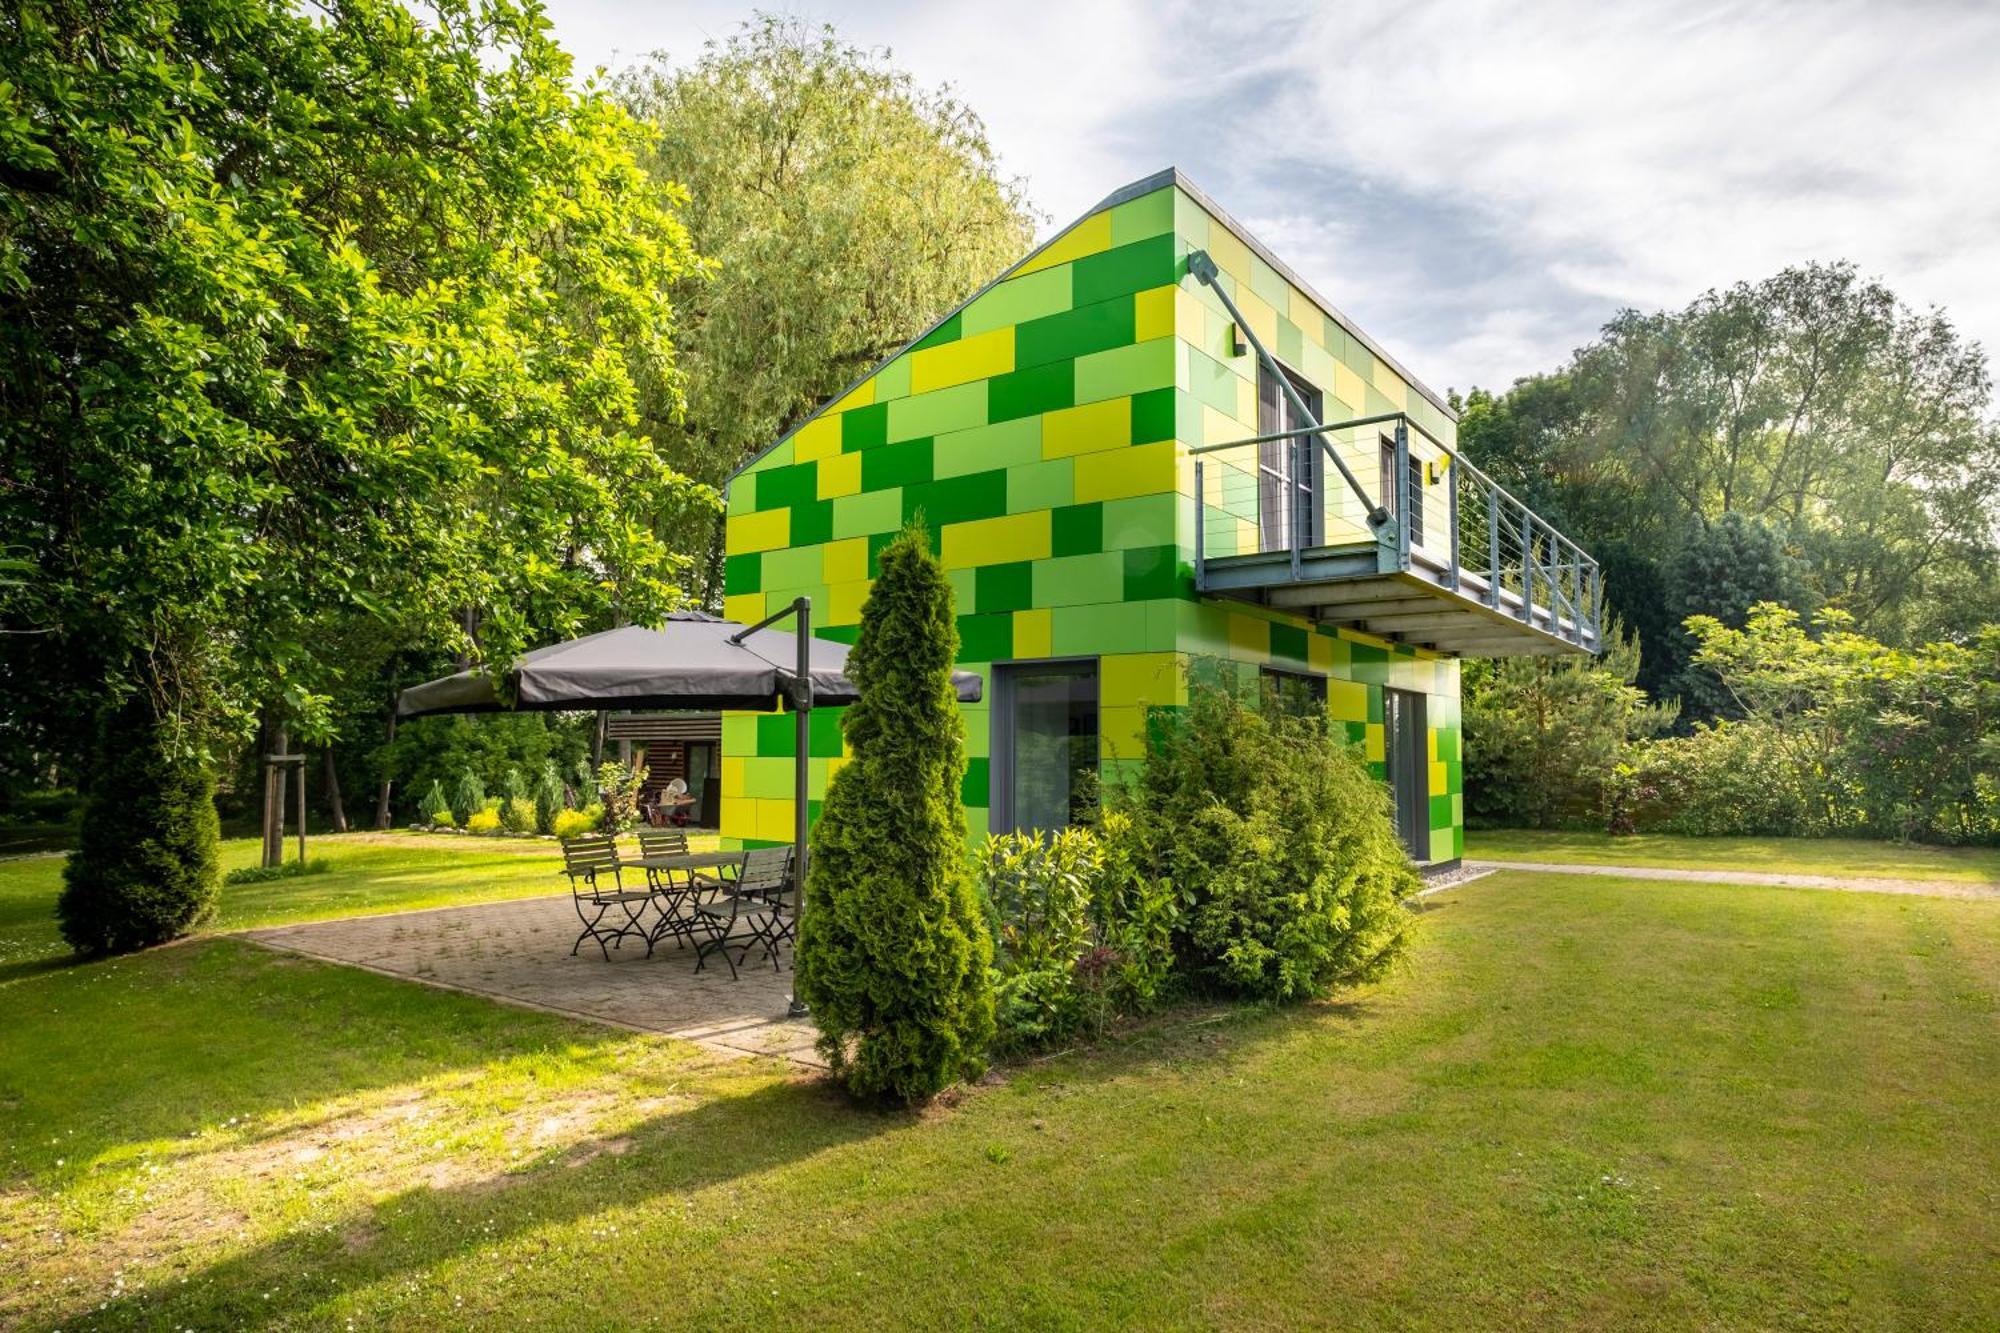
left=396, top=610, right=981, bottom=718
left=395, top=602, right=982, bottom=1014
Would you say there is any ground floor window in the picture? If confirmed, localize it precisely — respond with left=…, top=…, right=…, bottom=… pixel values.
left=991, top=658, right=1099, bottom=833
left=1260, top=665, right=1327, bottom=719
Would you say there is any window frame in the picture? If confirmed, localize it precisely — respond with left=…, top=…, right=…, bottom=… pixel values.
left=988, top=655, right=1102, bottom=835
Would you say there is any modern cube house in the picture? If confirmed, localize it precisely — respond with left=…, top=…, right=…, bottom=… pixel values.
left=720, top=169, right=1600, bottom=867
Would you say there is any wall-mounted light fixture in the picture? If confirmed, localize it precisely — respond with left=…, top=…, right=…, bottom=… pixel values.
left=1228, top=322, right=1247, bottom=357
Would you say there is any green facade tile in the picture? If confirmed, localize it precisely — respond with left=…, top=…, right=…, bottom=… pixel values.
left=791, top=500, right=835, bottom=548
left=1129, top=385, right=1176, bottom=444
left=808, top=705, right=844, bottom=759
left=867, top=529, right=901, bottom=575
left=755, top=711, right=796, bottom=758
left=1185, top=347, right=1240, bottom=414
left=962, top=265, right=1073, bottom=337
left=957, top=612, right=1013, bottom=662
left=1075, top=337, right=1176, bottom=404
left=1121, top=544, right=1180, bottom=601
left=1108, top=186, right=1175, bottom=245
left=988, top=360, right=1074, bottom=422
left=887, top=382, right=988, bottom=442
left=933, top=417, right=1043, bottom=479
left=830, top=487, right=904, bottom=539
left=1033, top=551, right=1125, bottom=606
left=725, top=551, right=762, bottom=594
left=902, top=469, right=1008, bottom=529
left=962, top=756, right=991, bottom=808
left=1268, top=622, right=1309, bottom=664
left=1275, top=316, right=1304, bottom=368
left=1248, top=252, right=1288, bottom=309
left=1100, top=493, right=1176, bottom=550
left=841, top=401, right=889, bottom=452
left=1006, top=457, right=1073, bottom=514
left=1052, top=600, right=1152, bottom=654
left=976, top=560, right=1034, bottom=614
left=861, top=437, right=934, bottom=492
left=761, top=543, right=820, bottom=590
left=1071, top=233, right=1178, bottom=306
left=875, top=353, right=913, bottom=401
left=1051, top=501, right=1104, bottom=557
left=1014, top=296, right=1136, bottom=369
left=912, top=311, right=962, bottom=350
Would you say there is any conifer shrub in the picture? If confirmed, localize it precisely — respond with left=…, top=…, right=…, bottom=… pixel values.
left=450, top=769, right=486, bottom=825
left=796, top=524, right=995, bottom=1103
left=500, top=796, right=536, bottom=834
left=57, top=692, right=222, bottom=955
left=533, top=761, right=565, bottom=834
left=416, top=780, right=452, bottom=827
left=1110, top=675, right=1415, bottom=1002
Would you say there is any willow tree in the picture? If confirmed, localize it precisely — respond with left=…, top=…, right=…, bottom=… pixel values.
left=614, top=18, right=1037, bottom=591
left=796, top=525, right=995, bottom=1103
left=0, top=0, right=708, bottom=947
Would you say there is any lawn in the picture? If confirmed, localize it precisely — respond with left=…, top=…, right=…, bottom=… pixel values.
left=0, top=830, right=714, bottom=984
left=3, top=859, right=1995, bottom=1328
left=1466, top=828, right=2000, bottom=885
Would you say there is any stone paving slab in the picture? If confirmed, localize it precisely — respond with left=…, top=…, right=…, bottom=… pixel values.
left=241, top=894, right=822, bottom=1066
left=1465, top=859, right=2000, bottom=901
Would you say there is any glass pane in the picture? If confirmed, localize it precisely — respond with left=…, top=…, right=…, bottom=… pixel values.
left=1005, top=664, right=1098, bottom=832
left=1262, top=668, right=1327, bottom=720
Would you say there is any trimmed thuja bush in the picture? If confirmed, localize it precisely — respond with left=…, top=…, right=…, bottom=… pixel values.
left=797, top=524, right=995, bottom=1103
left=1110, top=675, right=1416, bottom=1002
left=57, top=692, right=221, bottom=955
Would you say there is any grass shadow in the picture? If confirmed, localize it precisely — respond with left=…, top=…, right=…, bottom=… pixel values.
left=73, top=1075, right=894, bottom=1329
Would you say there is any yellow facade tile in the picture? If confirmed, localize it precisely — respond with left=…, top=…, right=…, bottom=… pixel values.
left=754, top=798, right=796, bottom=844
left=792, top=413, right=842, bottom=462
left=1073, top=439, right=1176, bottom=504
left=1014, top=211, right=1113, bottom=277
left=1133, top=285, right=1176, bottom=343
left=720, top=755, right=747, bottom=797
left=827, top=577, right=872, bottom=626
left=1235, top=290, right=1278, bottom=350
left=940, top=510, right=1051, bottom=569
left=1307, top=633, right=1334, bottom=671
left=725, top=507, right=789, bottom=554
left=1328, top=678, right=1369, bottom=723
left=1364, top=722, right=1385, bottom=763
left=1227, top=613, right=1270, bottom=659
left=910, top=326, right=1014, bottom=394
left=1431, top=761, right=1448, bottom=796
left=1208, top=223, right=1252, bottom=284
left=1100, top=651, right=1184, bottom=707
left=821, top=537, right=868, bottom=586
left=1099, top=705, right=1148, bottom=763
left=1012, top=607, right=1052, bottom=659
left=723, top=591, right=766, bottom=625
left=1041, top=397, right=1131, bottom=459
left=1332, top=362, right=1366, bottom=414
left=721, top=794, right=754, bottom=835
left=817, top=450, right=862, bottom=499
left=1371, top=358, right=1408, bottom=409
left=1289, top=286, right=1323, bottom=338
left=832, top=379, right=874, bottom=412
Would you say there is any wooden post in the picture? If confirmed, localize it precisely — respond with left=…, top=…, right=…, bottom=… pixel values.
left=262, top=723, right=288, bottom=868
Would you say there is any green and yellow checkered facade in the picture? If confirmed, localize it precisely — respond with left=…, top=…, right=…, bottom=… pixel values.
left=721, top=172, right=1465, bottom=862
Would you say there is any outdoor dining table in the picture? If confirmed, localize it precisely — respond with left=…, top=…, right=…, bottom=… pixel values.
left=626, top=849, right=746, bottom=953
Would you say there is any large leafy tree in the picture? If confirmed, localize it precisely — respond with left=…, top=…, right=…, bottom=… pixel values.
left=614, top=17, right=1037, bottom=593
left=0, top=0, right=709, bottom=766
left=1459, top=262, right=2000, bottom=667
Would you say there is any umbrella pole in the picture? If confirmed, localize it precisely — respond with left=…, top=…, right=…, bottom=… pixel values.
left=790, top=595, right=811, bottom=1017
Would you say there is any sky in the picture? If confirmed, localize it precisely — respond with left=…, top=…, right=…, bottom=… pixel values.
left=539, top=0, right=2000, bottom=398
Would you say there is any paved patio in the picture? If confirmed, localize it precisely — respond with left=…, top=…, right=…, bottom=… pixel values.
left=242, top=895, right=821, bottom=1066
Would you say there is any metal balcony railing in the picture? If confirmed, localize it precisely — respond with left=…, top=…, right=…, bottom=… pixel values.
left=1184, top=251, right=1602, bottom=652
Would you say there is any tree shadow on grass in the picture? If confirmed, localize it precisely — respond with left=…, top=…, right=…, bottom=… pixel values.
left=74, top=1075, right=893, bottom=1330
left=0, top=939, right=632, bottom=1188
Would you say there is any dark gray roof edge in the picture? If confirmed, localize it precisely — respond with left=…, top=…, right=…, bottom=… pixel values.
left=727, top=166, right=1453, bottom=483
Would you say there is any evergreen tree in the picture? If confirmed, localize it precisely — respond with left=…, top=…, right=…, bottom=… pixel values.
left=795, top=525, right=995, bottom=1102
left=57, top=694, right=221, bottom=955
left=450, top=769, right=486, bottom=825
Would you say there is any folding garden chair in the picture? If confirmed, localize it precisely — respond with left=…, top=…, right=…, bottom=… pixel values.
left=693, top=846, right=793, bottom=979
left=560, top=833, right=653, bottom=960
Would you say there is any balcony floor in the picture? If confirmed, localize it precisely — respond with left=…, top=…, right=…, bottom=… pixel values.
left=1199, top=542, right=1595, bottom=657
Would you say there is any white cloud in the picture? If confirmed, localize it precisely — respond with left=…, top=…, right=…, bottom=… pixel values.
left=538, top=0, right=2000, bottom=391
